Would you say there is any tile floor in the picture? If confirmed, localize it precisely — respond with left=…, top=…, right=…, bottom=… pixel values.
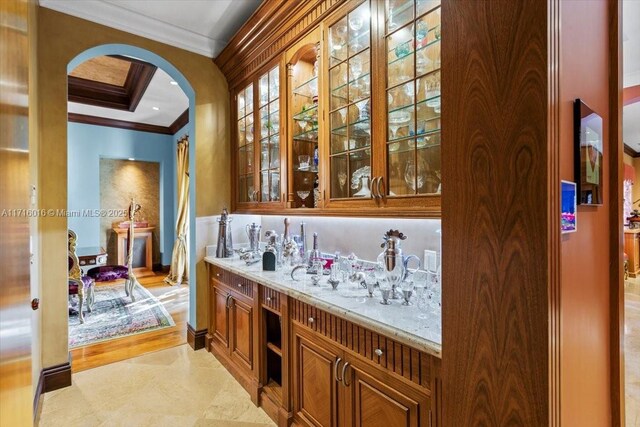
left=39, top=345, right=275, bottom=427
left=627, top=277, right=640, bottom=427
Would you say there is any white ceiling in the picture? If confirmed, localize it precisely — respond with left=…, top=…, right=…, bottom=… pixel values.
left=39, top=0, right=262, bottom=58
left=624, top=0, right=640, bottom=150
left=68, top=66, right=189, bottom=127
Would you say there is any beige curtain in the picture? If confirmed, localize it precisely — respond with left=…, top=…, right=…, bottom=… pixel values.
left=165, top=136, right=189, bottom=285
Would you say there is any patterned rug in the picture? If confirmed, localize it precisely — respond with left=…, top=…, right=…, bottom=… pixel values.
left=69, top=284, right=175, bottom=348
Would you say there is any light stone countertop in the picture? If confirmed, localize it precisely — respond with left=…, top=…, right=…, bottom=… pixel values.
left=204, top=255, right=442, bottom=358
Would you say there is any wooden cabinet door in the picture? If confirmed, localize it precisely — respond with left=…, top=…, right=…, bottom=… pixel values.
left=344, top=361, right=429, bottom=427
left=230, top=295, right=254, bottom=370
left=292, top=325, right=342, bottom=427
left=211, top=285, right=230, bottom=348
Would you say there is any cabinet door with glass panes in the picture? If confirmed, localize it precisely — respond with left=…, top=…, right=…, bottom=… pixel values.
left=257, top=64, right=284, bottom=206
left=235, top=83, right=257, bottom=206
left=381, top=0, right=441, bottom=211
left=323, top=0, right=379, bottom=208
left=286, top=28, right=322, bottom=210
left=234, top=62, right=285, bottom=210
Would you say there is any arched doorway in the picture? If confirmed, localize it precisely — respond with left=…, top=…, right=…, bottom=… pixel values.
left=66, top=44, right=197, bottom=362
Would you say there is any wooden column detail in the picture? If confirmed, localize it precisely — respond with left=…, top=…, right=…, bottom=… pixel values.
left=441, top=0, right=559, bottom=425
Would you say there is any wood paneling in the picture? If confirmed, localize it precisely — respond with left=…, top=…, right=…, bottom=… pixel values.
left=441, top=0, right=553, bottom=425
left=231, top=296, right=254, bottom=369
left=609, top=0, right=624, bottom=425
left=0, top=0, right=33, bottom=425
left=291, top=299, right=433, bottom=390
left=212, top=286, right=230, bottom=348
left=215, top=0, right=344, bottom=90
left=292, top=325, right=341, bottom=427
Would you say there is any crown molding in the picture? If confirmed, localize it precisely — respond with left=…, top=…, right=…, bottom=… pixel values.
left=39, top=0, right=223, bottom=57
left=214, top=0, right=344, bottom=88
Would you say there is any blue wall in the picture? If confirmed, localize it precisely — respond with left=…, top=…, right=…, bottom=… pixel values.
left=67, top=122, right=176, bottom=265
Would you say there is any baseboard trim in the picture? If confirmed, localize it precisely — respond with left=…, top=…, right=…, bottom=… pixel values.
left=33, top=369, right=44, bottom=424
left=42, top=352, right=72, bottom=393
left=187, top=323, right=207, bottom=350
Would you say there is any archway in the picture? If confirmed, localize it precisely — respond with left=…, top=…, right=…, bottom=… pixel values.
left=67, top=44, right=198, bottom=332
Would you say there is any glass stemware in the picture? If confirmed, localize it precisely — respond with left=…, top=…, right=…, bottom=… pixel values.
left=348, top=14, right=364, bottom=52
left=404, top=159, right=427, bottom=192
left=388, top=110, right=411, bottom=140
left=297, top=190, right=310, bottom=208
left=356, top=99, right=369, bottom=121
left=350, top=56, right=363, bottom=86
left=338, top=171, right=348, bottom=191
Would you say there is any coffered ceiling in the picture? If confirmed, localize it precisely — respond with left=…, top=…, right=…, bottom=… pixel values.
left=68, top=55, right=189, bottom=131
left=39, top=0, right=262, bottom=58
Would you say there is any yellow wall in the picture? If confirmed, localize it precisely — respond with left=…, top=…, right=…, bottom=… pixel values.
left=37, top=7, right=230, bottom=367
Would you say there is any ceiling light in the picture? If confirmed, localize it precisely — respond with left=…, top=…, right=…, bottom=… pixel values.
left=170, top=81, right=178, bottom=86
left=152, top=106, right=160, bottom=111
left=128, top=158, right=135, bottom=161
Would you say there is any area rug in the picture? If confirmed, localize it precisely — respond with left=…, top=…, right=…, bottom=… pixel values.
left=69, top=284, right=175, bottom=348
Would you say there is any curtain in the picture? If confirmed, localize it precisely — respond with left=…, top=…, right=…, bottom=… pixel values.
left=165, top=135, right=189, bottom=285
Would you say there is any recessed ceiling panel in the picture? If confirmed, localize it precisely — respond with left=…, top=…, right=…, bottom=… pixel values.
left=69, top=55, right=131, bottom=86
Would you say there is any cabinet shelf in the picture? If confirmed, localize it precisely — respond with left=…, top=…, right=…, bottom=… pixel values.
left=329, top=29, right=371, bottom=63
left=293, top=104, right=318, bottom=121
left=387, top=36, right=441, bottom=68
left=293, top=75, right=318, bottom=98
left=330, top=118, right=371, bottom=136
left=266, top=341, right=282, bottom=357
left=293, top=128, right=319, bottom=141
left=330, top=72, right=371, bottom=101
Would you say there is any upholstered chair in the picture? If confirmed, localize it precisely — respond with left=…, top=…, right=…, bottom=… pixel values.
left=68, top=230, right=95, bottom=323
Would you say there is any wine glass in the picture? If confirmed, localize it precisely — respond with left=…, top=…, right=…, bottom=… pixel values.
left=297, top=190, right=310, bottom=208
left=412, top=270, right=430, bottom=319
left=348, top=14, right=364, bottom=52
left=404, top=159, right=417, bottom=191
left=373, top=263, right=391, bottom=305
left=338, top=171, right=348, bottom=192
left=356, top=100, right=369, bottom=121
left=350, top=56, right=363, bottom=86
left=388, top=110, right=410, bottom=140
left=298, top=119, right=308, bottom=133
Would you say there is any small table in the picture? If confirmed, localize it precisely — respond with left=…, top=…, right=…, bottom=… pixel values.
left=77, top=246, right=107, bottom=275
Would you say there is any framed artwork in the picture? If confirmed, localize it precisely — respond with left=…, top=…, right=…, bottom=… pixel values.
left=561, top=180, right=577, bottom=234
left=574, top=99, right=603, bottom=205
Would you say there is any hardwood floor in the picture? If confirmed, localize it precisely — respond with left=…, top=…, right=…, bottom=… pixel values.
left=70, top=273, right=189, bottom=372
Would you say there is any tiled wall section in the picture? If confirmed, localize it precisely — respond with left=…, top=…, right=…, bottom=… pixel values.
left=197, top=214, right=441, bottom=265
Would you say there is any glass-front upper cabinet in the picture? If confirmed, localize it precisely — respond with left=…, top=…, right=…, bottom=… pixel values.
left=234, top=61, right=285, bottom=209
left=258, top=66, right=281, bottom=203
left=385, top=0, right=441, bottom=198
left=327, top=1, right=373, bottom=201
left=236, top=83, right=255, bottom=203
left=287, top=30, right=321, bottom=209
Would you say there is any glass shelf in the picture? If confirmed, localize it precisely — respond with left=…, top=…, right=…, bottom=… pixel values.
left=293, top=104, right=318, bottom=121
left=389, top=96, right=441, bottom=114
left=330, top=72, right=371, bottom=101
left=294, top=166, right=319, bottom=173
left=293, top=128, right=318, bottom=142
left=293, top=75, right=318, bottom=98
left=330, top=117, right=370, bottom=136
left=387, top=36, right=441, bottom=68
left=329, top=29, right=371, bottom=62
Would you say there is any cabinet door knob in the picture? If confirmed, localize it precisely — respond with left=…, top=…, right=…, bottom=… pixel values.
left=341, top=362, right=351, bottom=386
left=334, top=357, right=343, bottom=382
left=266, top=297, right=272, bottom=302
left=374, top=348, right=383, bottom=357
left=308, top=316, right=314, bottom=323
left=216, top=273, right=221, bottom=277
left=237, top=283, right=243, bottom=288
